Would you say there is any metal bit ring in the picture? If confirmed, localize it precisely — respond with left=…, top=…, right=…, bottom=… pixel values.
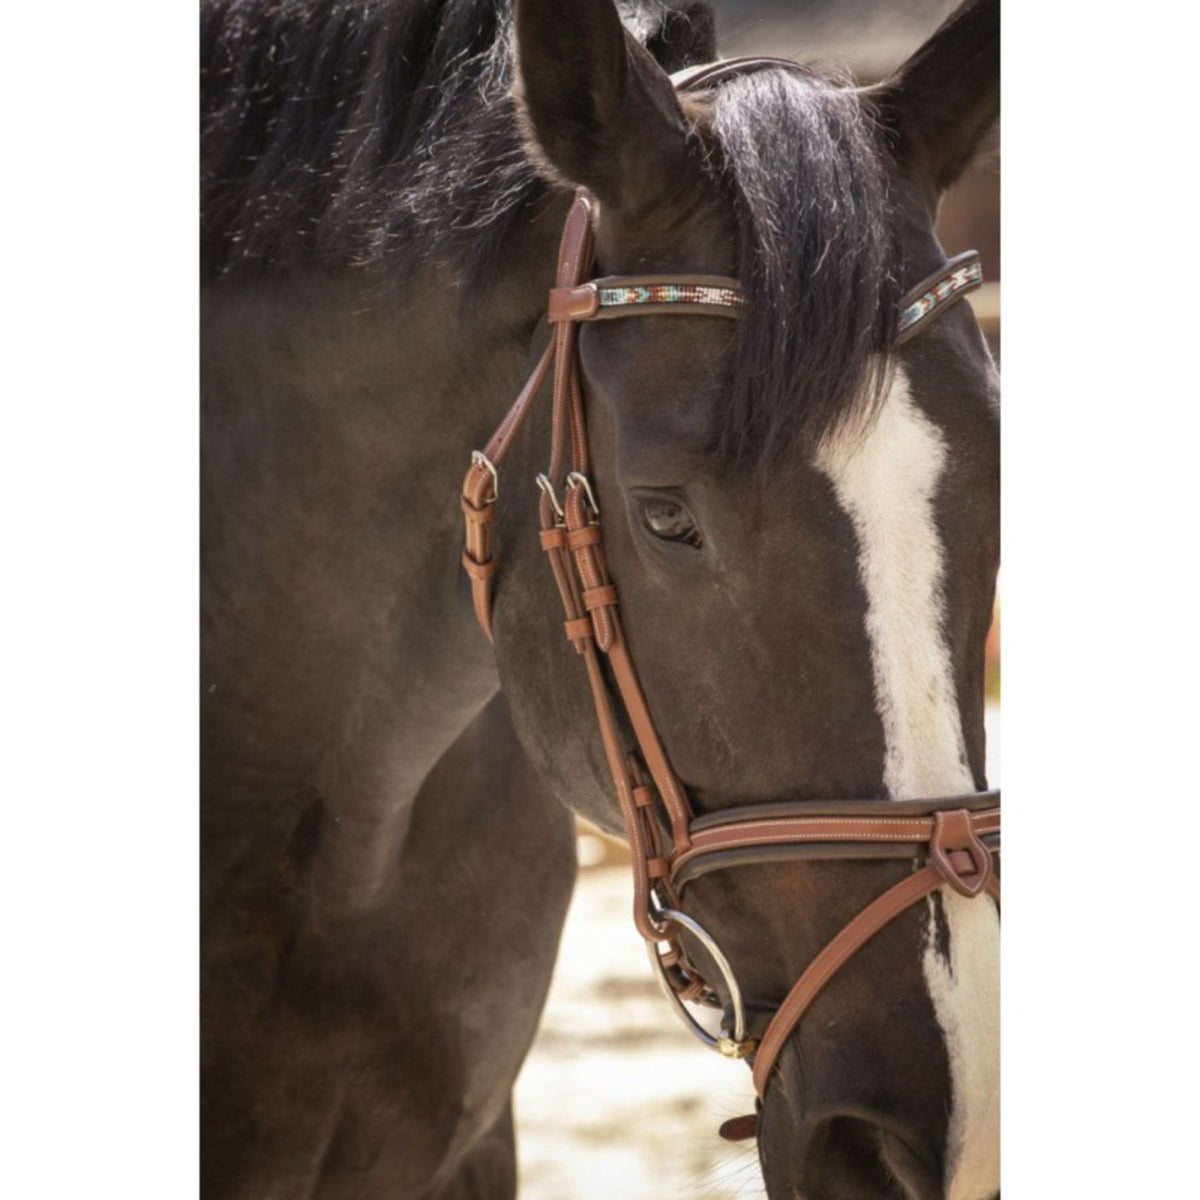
left=645, top=904, right=751, bottom=1056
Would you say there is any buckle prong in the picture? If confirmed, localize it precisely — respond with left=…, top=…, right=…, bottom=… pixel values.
left=565, top=471, right=600, bottom=518
left=535, top=473, right=564, bottom=520
left=470, top=450, right=498, bottom=502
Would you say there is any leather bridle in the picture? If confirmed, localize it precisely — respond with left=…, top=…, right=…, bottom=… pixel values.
left=460, top=58, right=998, bottom=1123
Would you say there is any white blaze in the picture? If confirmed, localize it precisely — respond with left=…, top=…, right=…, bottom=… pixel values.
left=816, top=368, right=1000, bottom=1200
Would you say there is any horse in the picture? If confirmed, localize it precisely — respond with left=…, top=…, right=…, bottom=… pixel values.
left=201, top=1, right=1000, bottom=1197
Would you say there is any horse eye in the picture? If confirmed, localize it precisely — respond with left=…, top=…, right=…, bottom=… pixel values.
left=639, top=498, right=702, bottom=548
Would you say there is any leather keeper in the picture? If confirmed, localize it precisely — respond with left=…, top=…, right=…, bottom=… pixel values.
left=548, top=283, right=599, bottom=323
left=539, top=527, right=567, bottom=550
left=582, top=584, right=618, bottom=611
left=718, top=1115, right=760, bottom=1143
left=647, top=857, right=669, bottom=879
left=563, top=616, right=593, bottom=642
left=460, top=494, right=494, bottom=524
left=946, top=848, right=978, bottom=876
left=632, top=786, right=655, bottom=809
left=461, top=551, right=495, bottom=580
left=930, top=808, right=992, bottom=897
left=566, top=524, right=603, bottom=550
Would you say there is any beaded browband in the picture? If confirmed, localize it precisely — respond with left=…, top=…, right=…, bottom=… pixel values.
left=897, top=250, right=984, bottom=343
left=546, top=254, right=982, bottom=333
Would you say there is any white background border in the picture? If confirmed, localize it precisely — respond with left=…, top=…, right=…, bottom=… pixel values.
left=2, top=2, right=1196, bottom=1195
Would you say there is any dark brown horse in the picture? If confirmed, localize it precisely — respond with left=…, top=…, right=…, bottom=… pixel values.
left=201, top=1, right=999, bottom=1196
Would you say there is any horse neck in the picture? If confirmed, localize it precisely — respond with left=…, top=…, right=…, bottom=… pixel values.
left=201, top=206, right=566, bottom=886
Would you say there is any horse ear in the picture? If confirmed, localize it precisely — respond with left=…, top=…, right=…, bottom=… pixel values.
left=870, top=0, right=999, bottom=207
left=513, top=0, right=692, bottom=213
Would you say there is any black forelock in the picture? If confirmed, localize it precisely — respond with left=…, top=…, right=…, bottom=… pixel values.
left=710, top=66, right=900, bottom=465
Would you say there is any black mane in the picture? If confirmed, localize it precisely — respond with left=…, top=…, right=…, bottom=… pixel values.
left=202, top=0, right=899, bottom=461
left=201, top=0, right=537, bottom=283
left=201, top=0, right=713, bottom=284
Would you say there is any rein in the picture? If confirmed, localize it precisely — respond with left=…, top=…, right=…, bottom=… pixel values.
left=459, top=58, right=997, bottom=1126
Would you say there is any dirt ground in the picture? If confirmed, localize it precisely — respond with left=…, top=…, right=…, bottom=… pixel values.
left=513, top=705, right=999, bottom=1199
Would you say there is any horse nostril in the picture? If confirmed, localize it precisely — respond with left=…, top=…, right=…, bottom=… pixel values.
left=762, top=1106, right=942, bottom=1200
left=816, top=1115, right=935, bottom=1199
left=876, top=1125, right=942, bottom=1200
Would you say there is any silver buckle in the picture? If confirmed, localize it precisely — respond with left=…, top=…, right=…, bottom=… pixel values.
left=470, top=450, right=498, bottom=502
left=535, top=473, right=564, bottom=520
left=565, top=471, right=600, bottom=518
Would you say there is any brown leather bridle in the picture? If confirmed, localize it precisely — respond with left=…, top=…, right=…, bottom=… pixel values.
left=460, top=58, right=999, bottom=1121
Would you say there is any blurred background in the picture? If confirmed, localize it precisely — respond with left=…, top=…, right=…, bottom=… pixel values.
left=514, top=3, right=999, bottom=1196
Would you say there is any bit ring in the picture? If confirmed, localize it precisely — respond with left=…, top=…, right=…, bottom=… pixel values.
left=645, top=904, right=752, bottom=1056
